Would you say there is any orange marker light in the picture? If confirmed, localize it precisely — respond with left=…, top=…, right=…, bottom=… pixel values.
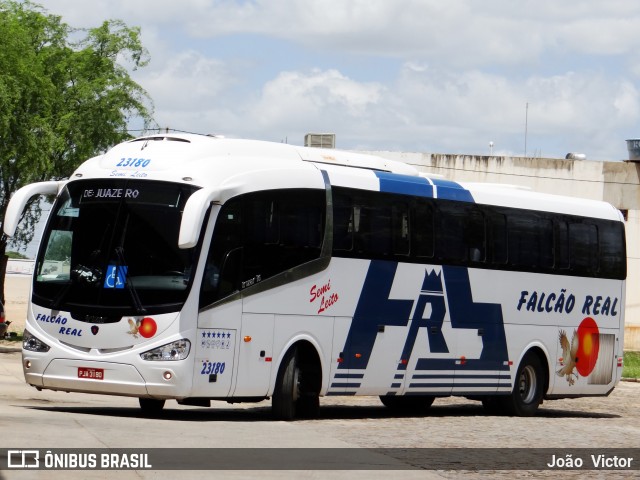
left=243, top=336, right=252, bottom=343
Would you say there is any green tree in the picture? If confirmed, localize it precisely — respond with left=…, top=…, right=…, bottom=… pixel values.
left=0, top=0, right=155, bottom=302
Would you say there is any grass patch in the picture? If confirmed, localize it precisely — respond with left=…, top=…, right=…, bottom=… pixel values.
left=1, top=333, right=22, bottom=343
left=623, top=351, right=640, bottom=379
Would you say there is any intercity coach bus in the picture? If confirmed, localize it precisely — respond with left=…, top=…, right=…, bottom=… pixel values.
left=3, top=134, right=626, bottom=419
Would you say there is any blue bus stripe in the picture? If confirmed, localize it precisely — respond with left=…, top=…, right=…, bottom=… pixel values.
left=405, top=391, right=450, bottom=396
left=375, top=171, right=434, bottom=198
left=415, top=358, right=511, bottom=371
left=409, top=383, right=504, bottom=388
left=412, top=374, right=510, bottom=379
left=430, top=178, right=475, bottom=202
left=375, top=171, right=474, bottom=202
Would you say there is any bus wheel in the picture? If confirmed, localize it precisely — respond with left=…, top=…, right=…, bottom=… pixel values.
left=138, top=398, right=165, bottom=414
left=272, top=348, right=300, bottom=420
left=297, top=391, right=320, bottom=419
left=503, top=352, right=545, bottom=416
left=379, top=395, right=435, bottom=412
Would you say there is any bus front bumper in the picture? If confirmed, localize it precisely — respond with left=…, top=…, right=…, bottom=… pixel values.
left=23, top=356, right=190, bottom=399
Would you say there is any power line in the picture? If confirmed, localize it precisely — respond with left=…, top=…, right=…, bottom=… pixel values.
left=411, top=161, right=640, bottom=187
left=127, top=127, right=208, bottom=136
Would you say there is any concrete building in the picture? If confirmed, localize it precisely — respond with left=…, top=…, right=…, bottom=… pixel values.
left=360, top=150, right=640, bottom=351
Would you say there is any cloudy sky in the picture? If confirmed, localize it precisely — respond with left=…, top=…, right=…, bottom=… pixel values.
left=34, top=0, right=640, bottom=160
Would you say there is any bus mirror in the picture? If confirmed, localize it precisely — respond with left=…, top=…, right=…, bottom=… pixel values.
left=178, top=187, right=221, bottom=249
left=3, top=181, right=63, bottom=237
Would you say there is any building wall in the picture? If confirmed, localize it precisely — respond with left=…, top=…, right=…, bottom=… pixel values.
left=360, top=151, right=640, bottom=350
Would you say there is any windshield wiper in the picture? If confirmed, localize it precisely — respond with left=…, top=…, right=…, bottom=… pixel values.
left=114, top=246, right=147, bottom=315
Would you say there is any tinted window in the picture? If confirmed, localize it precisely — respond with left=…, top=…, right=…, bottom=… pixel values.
left=599, top=221, right=626, bottom=278
left=487, top=212, right=507, bottom=264
left=33, top=180, right=200, bottom=317
left=508, top=214, right=553, bottom=269
left=436, top=203, right=485, bottom=263
left=200, top=189, right=325, bottom=307
left=569, top=223, right=598, bottom=274
left=555, top=221, right=570, bottom=270
left=331, top=186, right=624, bottom=280
left=332, top=188, right=408, bottom=259
left=413, top=200, right=434, bottom=258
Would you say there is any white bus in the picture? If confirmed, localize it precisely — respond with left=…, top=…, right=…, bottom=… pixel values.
left=4, top=134, right=626, bottom=419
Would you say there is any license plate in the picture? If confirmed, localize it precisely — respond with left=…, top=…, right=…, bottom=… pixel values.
left=78, top=367, right=104, bottom=380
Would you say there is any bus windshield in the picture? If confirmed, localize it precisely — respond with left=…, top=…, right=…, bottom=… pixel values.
left=33, top=179, right=200, bottom=320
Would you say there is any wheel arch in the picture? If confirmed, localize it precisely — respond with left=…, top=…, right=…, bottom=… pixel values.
left=269, top=337, right=323, bottom=397
left=516, top=343, right=551, bottom=397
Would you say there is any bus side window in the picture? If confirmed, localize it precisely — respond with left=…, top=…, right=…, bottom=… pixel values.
left=569, top=223, right=599, bottom=275
left=555, top=220, right=570, bottom=270
left=436, top=202, right=485, bottom=263
left=487, top=211, right=507, bottom=265
left=200, top=189, right=326, bottom=308
left=436, top=203, right=466, bottom=262
left=508, top=213, right=553, bottom=269
left=599, top=221, right=626, bottom=279
left=392, top=201, right=410, bottom=256
left=278, top=191, right=325, bottom=263
left=199, top=200, right=243, bottom=307
left=465, top=206, right=486, bottom=263
left=332, top=191, right=354, bottom=253
left=243, top=189, right=325, bottom=282
left=537, top=217, right=554, bottom=269
left=332, top=189, right=407, bottom=259
left=412, top=200, right=434, bottom=259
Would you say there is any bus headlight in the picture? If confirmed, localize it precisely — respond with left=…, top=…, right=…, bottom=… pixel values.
left=23, top=329, right=51, bottom=353
left=140, top=339, right=190, bottom=361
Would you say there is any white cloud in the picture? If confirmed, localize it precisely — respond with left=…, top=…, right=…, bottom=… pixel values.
left=225, top=69, right=384, bottom=142
left=39, top=1, right=640, bottom=66
left=129, top=58, right=639, bottom=158
left=31, top=1, right=640, bottom=159
left=256, top=69, right=382, bottom=118
left=613, top=81, right=640, bottom=120
left=135, top=50, right=235, bottom=111
left=174, top=0, right=640, bottom=67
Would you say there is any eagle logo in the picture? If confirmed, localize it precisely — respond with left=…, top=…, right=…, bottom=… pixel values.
left=557, top=329, right=579, bottom=385
left=127, top=318, right=141, bottom=338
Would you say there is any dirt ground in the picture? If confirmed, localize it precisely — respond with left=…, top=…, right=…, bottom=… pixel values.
left=2, top=274, right=30, bottom=336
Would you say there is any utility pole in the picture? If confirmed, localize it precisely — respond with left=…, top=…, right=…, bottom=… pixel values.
left=524, top=102, right=528, bottom=157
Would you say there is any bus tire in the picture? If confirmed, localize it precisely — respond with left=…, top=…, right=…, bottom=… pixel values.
left=379, top=395, right=435, bottom=412
left=138, top=398, right=165, bottom=414
left=272, top=348, right=300, bottom=420
left=297, top=391, right=320, bottom=419
left=502, top=351, right=545, bottom=416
